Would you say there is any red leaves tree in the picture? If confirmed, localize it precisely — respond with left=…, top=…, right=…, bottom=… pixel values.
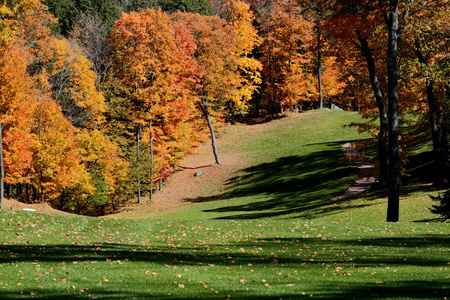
left=109, top=9, right=207, bottom=198
left=171, top=11, right=242, bottom=164
left=324, top=0, right=448, bottom=221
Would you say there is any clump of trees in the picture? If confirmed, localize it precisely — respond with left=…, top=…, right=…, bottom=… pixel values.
left=1, top=0, right=448, bottom=220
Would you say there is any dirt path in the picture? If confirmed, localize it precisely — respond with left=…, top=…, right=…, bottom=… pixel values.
left=332, top=142, right=375, bottom=201
left=106, top=120, right=275, bottom=219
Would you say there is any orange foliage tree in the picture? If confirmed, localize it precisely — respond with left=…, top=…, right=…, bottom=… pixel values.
left=171, top=11, right=242, bottom=164
left=321, top=56, right=347, bottom=107
left=256, top=0, right=314, bottom=114
left=48, top=38, right=106, bottom=127
left=0, top=38, right=36, bottom=207
left=109, top=9, right=206, bottom=198
left=324, top=0, right=448, bottom=221
left=31, top=84, right=81, bottom=203
left=402, top=0, right=450, bottom=183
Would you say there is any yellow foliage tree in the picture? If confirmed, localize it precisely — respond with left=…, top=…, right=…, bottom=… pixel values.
left=49, top=38, right=106, bottom=127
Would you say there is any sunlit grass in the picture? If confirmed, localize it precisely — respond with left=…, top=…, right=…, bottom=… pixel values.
left=1, top=110, right=449, bottom=299
left=0, top=210, right=449, bottom=299
left=162, top=110, right=368, bottom=220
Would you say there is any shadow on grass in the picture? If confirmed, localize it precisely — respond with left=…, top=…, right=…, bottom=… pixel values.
left=0, top=234, right=449, bottom=299
left=183, top=141, right=376, bottom=219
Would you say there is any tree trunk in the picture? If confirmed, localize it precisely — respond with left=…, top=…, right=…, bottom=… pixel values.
left=149, top=119, right=154, bottom=200
left=200, top=98, right=220, bottom=165
left=137, top=125, right=141, bottom=204
left=317, top=19, right=324, bottom=110
left=357, top=32, right=389, bottom=188
left=416, top=49, right=449, bottom=184
left=426, top=79, right=448, bottom=183
left=386, top=1, right=400, bottom=222
left=40, top=174, right=44, bottom=204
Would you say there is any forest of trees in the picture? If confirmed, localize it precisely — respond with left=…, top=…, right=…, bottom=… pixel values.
left=0, top=0, right=448, bottom=219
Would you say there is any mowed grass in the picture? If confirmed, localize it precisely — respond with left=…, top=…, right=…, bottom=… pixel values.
left=161, top=110, right=369, bottom=220
left=1, top=110, right=449, bottom=299
left=1, top=211, right=449, bottom=299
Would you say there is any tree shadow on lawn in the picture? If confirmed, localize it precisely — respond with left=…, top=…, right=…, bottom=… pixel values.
left=2, top=235, right=448, bottom=265
left=1, top=234, right=449, bottom=299
left=183, top=141, right=378, bottom=219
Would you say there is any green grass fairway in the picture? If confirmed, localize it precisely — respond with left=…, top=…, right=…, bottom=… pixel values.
left=0, top=110, right=449, bottom=299
left=0, top=212, right=449, bottom=299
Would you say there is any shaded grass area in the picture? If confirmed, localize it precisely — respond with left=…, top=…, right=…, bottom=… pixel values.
left=163, top=111, right=368, bottom=220
left=315, top=116, right=444, bottom=224
left=0, top=211, right=449, bottom=299
left=184, top=145, right=362, bottom=219
left=316, top=183, right=443, bottom=223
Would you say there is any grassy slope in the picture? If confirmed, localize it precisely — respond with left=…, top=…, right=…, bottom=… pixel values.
left=147, top=110, right=370, bottom=220
left=0, top=110, right=449, bottom=299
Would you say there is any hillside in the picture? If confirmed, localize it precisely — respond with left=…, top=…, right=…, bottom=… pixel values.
left=105, top=110, right=440, bottom=222
left=0, top=110, right=449, bottom=299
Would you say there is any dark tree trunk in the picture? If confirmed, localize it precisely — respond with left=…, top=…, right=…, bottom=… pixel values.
left=357, top=32, right=389, bottom=188
left=426, top=79, right=449, bottom=183
left=40, top=173, right=44, bottom=204
left=386, top=1, right=400, bottom=222
left=149, top=119, right=154, bottom=200
left=416, top=49, right=449, bottom=184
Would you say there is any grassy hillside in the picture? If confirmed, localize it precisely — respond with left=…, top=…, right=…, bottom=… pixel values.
left=116, top=110, right=372, bottom=220
left=0, top=110, right=448, bottom=299
left=166, top=110, right=365, bottom=220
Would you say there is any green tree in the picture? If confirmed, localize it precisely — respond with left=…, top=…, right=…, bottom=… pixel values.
left=43, top=0, right=120, bottom=35
left=159, top=0, right=212, bottom=15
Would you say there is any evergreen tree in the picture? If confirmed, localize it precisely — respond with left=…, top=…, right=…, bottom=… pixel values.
left=44, top=0, right=120, bottom=35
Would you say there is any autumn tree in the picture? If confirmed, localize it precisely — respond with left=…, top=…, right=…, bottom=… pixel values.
left=0, top=39, right=36, bottom=207
left=324, top=0, right=391, bottom=195
left=171, top=11, right=242, bottom=164
left=69, top=12, right=112, bottom=85
left=218, top=0, right=263, bottom=118
left=321, top=56, right=347, bottom=108
left=0, top=0, right=54, bottom=206
left=58, top=128, right=129, bottom=215
left=325, top=0, right=447, bottom=222
left=0, top=0, right=44, bottom=45
left=256, top=0, right=314, bottom=114
left=109, top=9, right=206, bottom=196
left=48, top=38, right=106, bottom=128
left=402, top=1, right=450, bottom=184
left=30, top=73, right=81, bottom=203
